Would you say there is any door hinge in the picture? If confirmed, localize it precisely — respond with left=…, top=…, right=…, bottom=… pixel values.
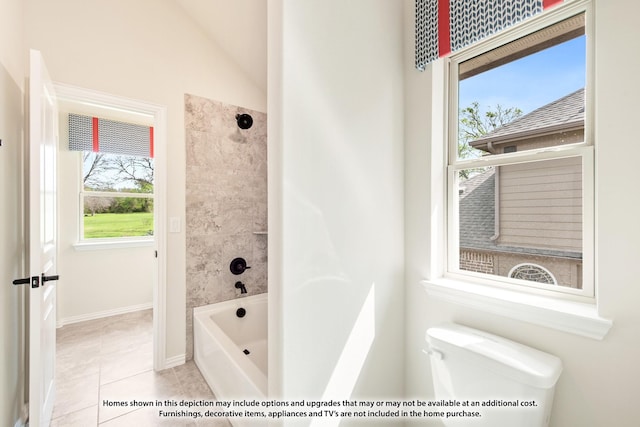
left=155, top=250, right=158, bottom=258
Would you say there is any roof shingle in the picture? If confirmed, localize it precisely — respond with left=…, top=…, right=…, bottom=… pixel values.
left=470, top=88, right=584, bottom=146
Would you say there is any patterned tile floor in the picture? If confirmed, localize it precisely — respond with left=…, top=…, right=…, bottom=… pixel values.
left=51, top=309, right=231, bottom=426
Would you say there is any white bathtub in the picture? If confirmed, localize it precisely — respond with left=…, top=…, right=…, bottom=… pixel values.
left=194, top=293, right=268, bottom=404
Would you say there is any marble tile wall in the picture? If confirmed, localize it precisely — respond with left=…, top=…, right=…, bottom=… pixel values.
left=185, top=94, right=267, bottom=360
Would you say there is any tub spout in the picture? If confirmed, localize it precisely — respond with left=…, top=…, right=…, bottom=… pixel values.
left=235, top=281, right=247, bottom=294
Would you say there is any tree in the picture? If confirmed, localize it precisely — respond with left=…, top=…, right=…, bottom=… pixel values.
left=83, top=152, right=111, bottom=189
left=459, top=102, right=523, bottom=158
left=83, top=152, right=154, bottom=193
left=458, top=102, right=523, bottom=178
left=110, top=155, right=154, bottom=192
left=84, top=196, right=113, bottom=216
left=82, top=152, right=154, bottom=214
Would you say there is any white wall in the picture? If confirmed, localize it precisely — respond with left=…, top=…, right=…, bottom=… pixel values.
left=0, top=0, right=25, bottom=424
left=24, top=0, right=266, bottom=361
left=0, top=0, right=24, bottom=86
left=404, top=1, right=640, bottom=426
left=268, top=0, right=405, bottom=419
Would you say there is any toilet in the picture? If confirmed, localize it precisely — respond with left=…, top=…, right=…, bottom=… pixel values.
left=425, top=323, right=562, bottom=426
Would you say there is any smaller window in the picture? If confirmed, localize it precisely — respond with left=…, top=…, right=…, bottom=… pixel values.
left=509, top=263, right=557, bottom=285
left=69, top=112, right=156, bottom=241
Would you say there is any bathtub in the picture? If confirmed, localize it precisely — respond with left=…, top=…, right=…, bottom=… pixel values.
left=194, top=293, right=268, bottom=405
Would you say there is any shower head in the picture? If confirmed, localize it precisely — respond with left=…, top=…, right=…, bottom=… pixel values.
left=235, top=113, right=253, bottom=130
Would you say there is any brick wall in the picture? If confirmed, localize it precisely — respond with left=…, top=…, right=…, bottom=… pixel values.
left=460, top=250, right=494, bottom=274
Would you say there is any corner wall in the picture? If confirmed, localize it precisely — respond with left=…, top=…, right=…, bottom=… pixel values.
left=269, top=0, right=405, bottom=418
left=0, top=0, right=25, bottom=424
left=404, top=1, right=640, bottom=426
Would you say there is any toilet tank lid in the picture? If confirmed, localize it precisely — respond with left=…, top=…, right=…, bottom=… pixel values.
left=426, top=323, right=562, bottom=389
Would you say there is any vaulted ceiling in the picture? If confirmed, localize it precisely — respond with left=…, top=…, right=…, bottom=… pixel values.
left=175, top=0, right=267, bottom=93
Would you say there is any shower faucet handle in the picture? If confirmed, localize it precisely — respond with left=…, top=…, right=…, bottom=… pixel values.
left=230, top=257, right=251, bottom=275
left=235, top=281, right=248, bottom=294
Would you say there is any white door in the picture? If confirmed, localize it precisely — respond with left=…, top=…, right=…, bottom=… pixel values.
left=28, top=48, right=59, bottom=427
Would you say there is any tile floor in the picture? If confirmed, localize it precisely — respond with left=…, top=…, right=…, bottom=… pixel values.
left=51, top=309, right=231, bottom=426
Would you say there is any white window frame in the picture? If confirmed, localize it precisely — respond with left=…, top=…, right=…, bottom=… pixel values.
left=75, top=143, right=155, bottom=250
left=421, top=0, right=612, bottom=339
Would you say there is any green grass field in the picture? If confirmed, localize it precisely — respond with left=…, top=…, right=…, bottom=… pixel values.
left=84, top=212, right=154, bottom=238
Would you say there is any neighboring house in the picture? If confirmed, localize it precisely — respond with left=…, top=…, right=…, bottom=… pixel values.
left=459, top=88, right=585, bottom=288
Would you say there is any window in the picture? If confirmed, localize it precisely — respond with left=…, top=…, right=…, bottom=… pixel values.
left=69, top=114, right=155, bottom=241
left=446, top=11, right=593, bottom=299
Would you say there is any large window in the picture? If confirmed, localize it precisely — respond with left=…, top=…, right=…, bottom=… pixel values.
left=447, top=11, right=593, bottom=298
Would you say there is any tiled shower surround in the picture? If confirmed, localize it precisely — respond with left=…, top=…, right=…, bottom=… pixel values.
left=185, top=94, right=267, bottom=360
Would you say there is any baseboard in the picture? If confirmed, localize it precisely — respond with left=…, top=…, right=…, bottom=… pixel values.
left=163, top=353, right=186, bottom=369
left=56, top=302, right=153, bottom=328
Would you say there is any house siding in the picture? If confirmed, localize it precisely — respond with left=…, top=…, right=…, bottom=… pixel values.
left=499, top=129, right=584, bottom=153
left=497, top=156, right=582, bottom=252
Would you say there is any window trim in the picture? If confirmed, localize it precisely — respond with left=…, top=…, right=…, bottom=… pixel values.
left=421, top=278, right=611, bottom=340
left=73, top=239, right=154, bottom=251
left=421, top=0, right=612, bottom=339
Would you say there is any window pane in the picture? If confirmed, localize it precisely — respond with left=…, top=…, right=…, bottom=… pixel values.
left=457, top=15, right=586, bottom=160
left=83, top=152, right=154, bottom=193
left=457, top=157, right=583, bottom=289
left=83, top=196, right=154, bottom=239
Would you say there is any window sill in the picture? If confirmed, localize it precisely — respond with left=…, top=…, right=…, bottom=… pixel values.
left=421, top=278, right=612, bottom=340
left=73, top=239, right=154, bottom=251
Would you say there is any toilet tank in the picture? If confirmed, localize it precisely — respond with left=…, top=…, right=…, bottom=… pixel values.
left=426, top=323, right=562, bottom=427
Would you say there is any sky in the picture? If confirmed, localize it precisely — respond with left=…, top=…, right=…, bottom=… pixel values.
left=458, top=35, right=586, bottom=116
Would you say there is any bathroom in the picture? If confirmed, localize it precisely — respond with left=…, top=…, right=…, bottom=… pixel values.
left=1, top=1, right=640, bottom=427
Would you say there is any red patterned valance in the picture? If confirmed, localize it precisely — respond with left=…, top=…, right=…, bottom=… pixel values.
left=415, top=0, right=564, bottom=71
left=68, top=114, right=154, bottom=158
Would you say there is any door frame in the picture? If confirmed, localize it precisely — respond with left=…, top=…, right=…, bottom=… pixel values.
left=53, top=83, right=168, bottom=370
